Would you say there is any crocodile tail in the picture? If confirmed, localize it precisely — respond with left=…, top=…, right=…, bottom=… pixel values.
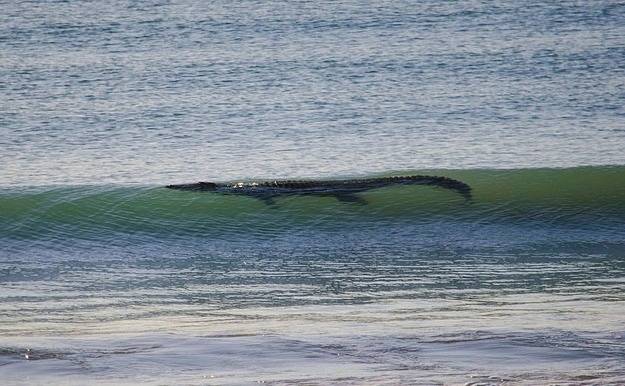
left=397, top=175, right=472, bottom=200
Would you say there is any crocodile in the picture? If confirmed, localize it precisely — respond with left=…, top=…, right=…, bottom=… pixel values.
left=166, top=175, right=472, bottom=205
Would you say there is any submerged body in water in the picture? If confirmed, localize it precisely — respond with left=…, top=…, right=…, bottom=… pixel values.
left=166, top=175, right=472, bottom=204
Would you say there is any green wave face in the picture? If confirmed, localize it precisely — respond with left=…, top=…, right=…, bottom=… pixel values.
left=1, top=166, right=625, bottom=242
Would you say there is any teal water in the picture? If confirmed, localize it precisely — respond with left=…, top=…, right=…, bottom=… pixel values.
left=2, top=1, right=625, bottom=384
left=1, top=167, right=624, bottom=384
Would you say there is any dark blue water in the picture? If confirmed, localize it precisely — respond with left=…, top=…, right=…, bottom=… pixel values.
left=1, top=1, right=625, bottom=384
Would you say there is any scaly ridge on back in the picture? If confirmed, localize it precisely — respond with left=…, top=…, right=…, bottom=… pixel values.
left=166, top=175, right=472, bottom=201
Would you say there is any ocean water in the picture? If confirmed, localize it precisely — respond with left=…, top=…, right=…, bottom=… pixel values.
left=1, top=0, right=625, bottom=385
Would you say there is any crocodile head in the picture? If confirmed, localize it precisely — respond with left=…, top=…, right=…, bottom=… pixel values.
left=166, top=182, right=217, bottom=191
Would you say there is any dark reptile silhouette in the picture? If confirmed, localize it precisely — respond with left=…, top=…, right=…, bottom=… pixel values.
left=166, top=175, right=472, bottom=205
